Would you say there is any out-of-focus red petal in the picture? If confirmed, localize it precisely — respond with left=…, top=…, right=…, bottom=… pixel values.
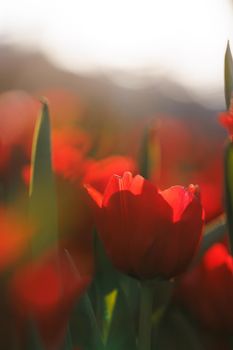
left=53, top=145, right=84, bottom=181
left=82, top=156, right=137, bottom=193
left=21, top=164, right=31, bottom=186
left=12, top=262, right=61, bottom=314
left=10, top=251, right=91, bottom=349
left=219, top=112, right=233, bottom=136
left=36, top=89, right=84, bottom=125
left=175, top=243, right=233, bottom=332
left=204, top=243, right=233, bottom=271
left=0, top=91, right=40, bottom=147
left=0, top=208, right=32, bottom=271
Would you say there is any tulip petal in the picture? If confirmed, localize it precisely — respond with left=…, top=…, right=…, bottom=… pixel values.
left=129, top=174, right=145, bottom=195
left=84, top=184, right=103, bottom=208
left=160, top=186, right=194, bottom=222
left=86, top=172, right=203, bottom=280
left=121, top=171, right=133, bottom=189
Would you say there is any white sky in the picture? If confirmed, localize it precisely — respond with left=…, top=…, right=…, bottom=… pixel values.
left=0, top=0, right=233, bottom=96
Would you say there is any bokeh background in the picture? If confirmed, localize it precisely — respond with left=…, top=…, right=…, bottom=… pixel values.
left=1, top=0, right=231, bottom=220
left=0, top=1, right=233, bottom=349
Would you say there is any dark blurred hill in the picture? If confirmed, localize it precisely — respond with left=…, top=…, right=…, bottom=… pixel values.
left=0, top=44, right=223, bottom=117
left=0, top=43, right=227, bottom=154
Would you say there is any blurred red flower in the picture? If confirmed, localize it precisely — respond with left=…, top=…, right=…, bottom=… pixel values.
left=0, top=91, right=40, bottom=184
left=175, top=243, right=233, bottom=333
left=85, top=171, right=204, bottom=280
left=22, top=127, right=90, bottom=185
left=37, top=89, right=84, bottom=125
left=0, top=90, right=40, bottom=149
left=219, top=101, right=233, bottom=138
left=152, top=116, right=224, bottom=223
left=51, top=128, right=90, bottom=182
left=10, top=251, right=91, bottom=350
left=0, top=208, right=32, bottom=271
left=82, top=155, right=137, bottom=193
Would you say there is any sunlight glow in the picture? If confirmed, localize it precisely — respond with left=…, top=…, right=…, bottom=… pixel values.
left=0, top=0, right=232, bottom=91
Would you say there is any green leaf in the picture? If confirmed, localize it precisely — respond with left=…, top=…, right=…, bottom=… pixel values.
left=93, top=229, right=120, bottom=294
left=224, top=141, right=233, bottom=254
left=29, top=101, right=58, bottom=256
left=193, top=218, right=226, bottom=264
left=139, top=128, right=150, bottom=179
left=89, top=231, right=137, bottom=349
left=65, top=250, right=104, bottom=350
left=25, top=321, right=44, bottom=350
left=70, top=292, right=104, bottom=350
left=97, top=237, right=137, bottom=349
left=153, top=308, right=204, bottom=350
left=61, top=326, right=73, bottom=350
left=88, top=230, right=121, bottom=342
left=225, top=41, right=233, bottom=109
left=103, top=289, right=118, bottom=342
left=118, top=273, right=140, bottom=324
left=138, top=125, right=160, bottom=180
left=105, top=286, right=137, bottom=350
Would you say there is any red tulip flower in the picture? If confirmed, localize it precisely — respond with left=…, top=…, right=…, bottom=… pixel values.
left=85, top=172, right=204, bottom=280
left=175, top=243, right=233, bottom=333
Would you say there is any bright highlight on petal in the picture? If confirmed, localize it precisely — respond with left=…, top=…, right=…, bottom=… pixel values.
left=160, top=186, right=195, bottom=223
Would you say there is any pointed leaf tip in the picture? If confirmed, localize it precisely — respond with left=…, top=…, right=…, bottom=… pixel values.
left=29, top=100, right=58, bottom=256
left=39, top=96, right=49, bottom=107
left=224, top=40, right=233, bottom=110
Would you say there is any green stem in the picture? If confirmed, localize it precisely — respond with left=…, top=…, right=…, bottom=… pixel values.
left=138, top=281, right=154, bottom=350
left=224, top=141, right=233, bottom=255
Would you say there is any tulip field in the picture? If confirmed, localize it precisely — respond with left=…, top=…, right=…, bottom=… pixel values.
left=1, top=44, right=233, bottom=350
